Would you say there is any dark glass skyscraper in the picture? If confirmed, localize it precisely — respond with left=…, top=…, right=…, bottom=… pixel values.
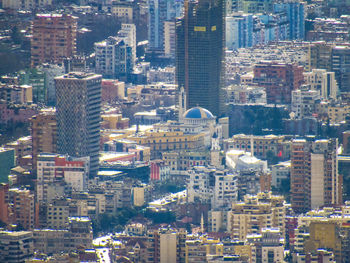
left=176, top=0, right=225, bottom=117
left=55, top=72, right=102, bottom=178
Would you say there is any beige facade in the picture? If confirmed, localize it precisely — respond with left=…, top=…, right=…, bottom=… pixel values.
left=227, top=192, right=285, bottom=240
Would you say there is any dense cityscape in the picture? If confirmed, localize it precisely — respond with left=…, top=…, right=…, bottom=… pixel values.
left=0, top=0, right=350, bottom=262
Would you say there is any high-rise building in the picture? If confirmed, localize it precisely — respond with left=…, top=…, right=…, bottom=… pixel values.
left=331, top=46, right=350, bottom=94
left=227, top=192, right=286, bottom=240
left=94, top=37, right=133, bottom=79
left=30, top=109, right=57, bottom=172
left=290, top=138, right=341, bottom=214
left=36, top=153, right=89, bottom=204
left=0, top=148, right=15, bottom=183
left=31, top=14, right=77, bottom=67
left=308, top=41, right=333, bottom=72
left=8, top=188, right=35, bottom=230
left=146, top=227, right=186, bottom=263
left=0, top=184, right=9, bottom=224
left=304, top=69, right=338, bottom=100
left=148, top=0, right=183, bottom=52
left=253, top=61, right=304, bottom=104
left=176, top=0, right=225, bottom=117
left=55, top=72, right=102, bottom=178
left=273, top=1, right=305, bottom=40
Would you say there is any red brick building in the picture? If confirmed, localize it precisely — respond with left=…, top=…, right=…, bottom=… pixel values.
left=254, top=61, right=304, bottom=104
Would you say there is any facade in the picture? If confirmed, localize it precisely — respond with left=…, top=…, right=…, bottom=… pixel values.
left=2, top=0, right=51, bottom=10
left=37, top=153, right=89, bottom=203
left=101, top=79, right=125, bottom=102
left=176, top=0, right=225, bottom=117
left=5, top=136, right=32, bottom=166
left=0, top=184, right=9, bottom=224
left=291, top=87, right=320, bottom=119
left=0, top=148, right=15, bottom=183
left=273, top=1, right=305, bottom=40
left=8, top=188, right=35, bottom=230
left=30, top=109, right=57, bottom=172
left=39, top=63, right=65, bottom=106
left=308, top=41, right=333, bottom=72
left=148, top=0, right=183, bottom=52
left=31, top=14, right=77, bottom=67
left=55, top=72, right=101, bottom=178
left=247, top=229, right=284, bottom=263
left=0, top=231, right=33, bottom=263
left=46, top=198, right=70, bottom=229
left=253, top=61, right=304, bottom=104
left=187, top=166, right=238, bottom=209
left=223, top=134, right=289, bottom=160
left=304, top=69, right=338, bottom=100
left=164, top=21, right=176, bottom=57
left=145, top=227, right=186, bottom=263
left=33, top=217, right=93, bottom=254
left=271, top=161, right=291, bottom=189
left=95, top=37, right=133, bottom=79
left=290, top=139, right=340, bottom=214
left=0, top=84, right=33, bottom=104
left=227, top=192, right=286, bottom=240
left=331, top=46, right=350, bottom=95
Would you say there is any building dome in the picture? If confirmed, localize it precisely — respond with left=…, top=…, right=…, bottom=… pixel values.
left=183, top=107, right=214, bottom=119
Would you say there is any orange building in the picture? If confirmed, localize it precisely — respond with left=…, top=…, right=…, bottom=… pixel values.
left=31, top=14, right=77, bottom=67
left=0, top=183, right=9, bottom=224
left=30, top=109, right=57, bottom=172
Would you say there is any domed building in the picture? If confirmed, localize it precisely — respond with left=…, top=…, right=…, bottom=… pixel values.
left=183, top=107, right=216, bottom=126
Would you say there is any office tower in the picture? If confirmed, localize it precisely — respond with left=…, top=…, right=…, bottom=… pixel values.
left=176, top=0, right=225, bottom=117
left=148, top=0, right=183, bottom=52
left=55, top=72, right=102, bottom=178
left=30, top=109, right=57, bottom=172
left=94, top=37, right=133, bottom=79
left=31, top=14, right=77, bottom=67
left=253, top=61, right=304, bottom=104
left=8, top=188, right=35, bottom=230
left=291, top=138, right=340, bottom=214
left=0, top=231, right=33, bottom=263
left=331, top=46, right=350, bottom=94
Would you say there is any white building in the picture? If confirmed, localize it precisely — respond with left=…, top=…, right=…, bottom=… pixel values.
left=37, top=153, right=89, bottom=203
left=304, top=69, right=338, bottom=100
left=187, top=166, right=238, bottom=209
left=94, top=36, right=133, bottom=78
left=291, top=87, right=320, bottom=119
left=118, top=24, right=137, bottom=64
left=226, top=149, right=268, bottom=172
